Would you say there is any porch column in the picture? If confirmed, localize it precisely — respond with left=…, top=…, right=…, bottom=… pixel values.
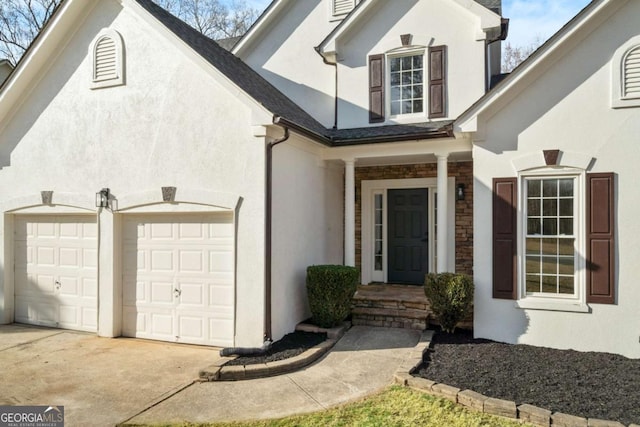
left=437, top=154, right=449, bottom=272
left=344, top=159, right=356, bottom=267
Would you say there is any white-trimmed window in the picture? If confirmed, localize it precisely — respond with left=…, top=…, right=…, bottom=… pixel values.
left=389, top=53, right=425, bottom=116
left=612, top=35, right=640, bottom=108
left=90, top=29, right=125, bottom=89
left=524, top=177, right=578, bottom=298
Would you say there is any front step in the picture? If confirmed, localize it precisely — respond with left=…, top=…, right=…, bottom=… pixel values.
left=351, top=284, right=430, bottom=330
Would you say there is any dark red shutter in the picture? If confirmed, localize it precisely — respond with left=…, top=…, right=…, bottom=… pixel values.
left=369, top=54, right=385, bottom=123
left=493, top=178, right=517, bottom=299
left=586, top=173, right=615, bottom=304
left=428, top=45, right=447, bottom=119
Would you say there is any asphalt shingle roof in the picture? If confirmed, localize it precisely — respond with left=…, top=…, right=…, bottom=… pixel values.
left=476, top=0, right=502, bottom=15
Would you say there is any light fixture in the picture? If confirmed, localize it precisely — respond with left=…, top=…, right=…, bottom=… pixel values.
left=95, top=188, right=110, bottom=208
left=456, top=184, right=465, bottom=201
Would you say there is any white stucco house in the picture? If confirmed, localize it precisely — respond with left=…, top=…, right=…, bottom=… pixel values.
left=0, top=0, right=637, bottom=358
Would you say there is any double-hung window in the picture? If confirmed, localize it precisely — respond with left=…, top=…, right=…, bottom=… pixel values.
left=389, top=54, right=424, bottom=116
left=524, top=177, right=578, bottom=298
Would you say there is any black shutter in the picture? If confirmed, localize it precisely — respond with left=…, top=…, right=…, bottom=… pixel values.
left=586, top=173, right=615, bottom=304
left=493, top=178, right=517, bottom=300
left=428, top=45, right=447, bottom=119
left=369, top=54, right=385, bottom=123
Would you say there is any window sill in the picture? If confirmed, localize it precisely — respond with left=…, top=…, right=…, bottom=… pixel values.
left=516, top=299, right=590, bottom=313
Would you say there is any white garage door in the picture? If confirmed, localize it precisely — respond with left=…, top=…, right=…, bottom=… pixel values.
left=14, top=215, right=98, bottom=332
left=122, top=213, right=235, bottom=347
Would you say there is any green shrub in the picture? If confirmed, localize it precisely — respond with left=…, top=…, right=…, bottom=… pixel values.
left=306, top=265, right=359, bottom=328
left=424, top=273, right=474, bottom=334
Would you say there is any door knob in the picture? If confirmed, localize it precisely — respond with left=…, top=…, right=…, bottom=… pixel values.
left=55, top=280, right=61, bottom=290
left=173, top=288, right=182, bottom=298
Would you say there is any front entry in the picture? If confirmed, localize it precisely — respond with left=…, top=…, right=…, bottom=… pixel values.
left=387, top=189, right=429, bottom=284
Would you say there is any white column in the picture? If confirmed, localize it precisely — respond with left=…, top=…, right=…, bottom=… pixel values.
left=344, top=160, right=356, bottom=267
left=437, top=154, right=449, bottom=273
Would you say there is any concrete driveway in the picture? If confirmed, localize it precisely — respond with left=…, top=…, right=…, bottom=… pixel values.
left=0, top=324, right=219, bottom=426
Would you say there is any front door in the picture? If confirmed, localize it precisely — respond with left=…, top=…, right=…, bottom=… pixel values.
left=387, top=189, right=429, bottom=284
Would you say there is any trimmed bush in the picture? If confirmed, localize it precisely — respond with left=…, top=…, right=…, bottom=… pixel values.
left=306, top=265, right=359, bottom=328
left=424, top=273, right=474, bottom=333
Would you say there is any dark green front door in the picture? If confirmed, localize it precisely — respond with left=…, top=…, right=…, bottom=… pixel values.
left=388, top=188, right=429, bottom=284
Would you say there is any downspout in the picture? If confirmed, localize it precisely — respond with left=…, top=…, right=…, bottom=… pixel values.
left=315, top=47, right=338, bottom=129
left=220, top=125, right=289, bottom=358
left=485, top=18, right=510, bottom=91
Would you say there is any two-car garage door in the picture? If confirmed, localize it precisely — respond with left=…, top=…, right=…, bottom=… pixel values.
left=121, top=213, right=235, bottom=347
left=13, top=213, right=235, bottom=347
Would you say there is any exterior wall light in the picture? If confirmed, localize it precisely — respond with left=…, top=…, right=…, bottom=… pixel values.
left=96, top=188, right=110, bottom=208
left=456, top=183, right=465, bottom=201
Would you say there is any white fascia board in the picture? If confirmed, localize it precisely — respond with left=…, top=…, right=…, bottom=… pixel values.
left=322, top=136, right=472, bottom=161
left=125, top=0, right=273, bottom=126
left=232, top=0, right=289, bottom=57
left=454, top=0, right=619, bottom=134
left=317, top=0, right=377, bottom=61
left=0, top=0, right=98, bottom=129
left=451, top=0, right=501, bottom=32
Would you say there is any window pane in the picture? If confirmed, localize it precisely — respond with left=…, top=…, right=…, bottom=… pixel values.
left=559, top=276, right=574, bottom=294
left=413, top=55, right=423, bottom=69
left=413, top=100, right=423, bottom=113
left=413, top=85, right=423, bottom=98
left=528, top=218, right=541, bottom=235
left=402, top=86, right=412, bottom=99
left=526, top=256, right=540, bottom=274
left=375, top=257, right=382, bottom=271
left=375, top=225, right=382, bottom=240
left=559, top=199, right=573, bottom=216
left=401, top=56, right=412, bottom=69
left=390, top=86, right=400, bottom=101
left=543, top=180, right=557, bottom=197
left=375, top=241, right=382, bottom=255
left=413, top=70, right=423, bottom=84
left=375, top=195, right=382, bottom=209
left=559, top=257, right=574, bottom=275
left=542, top=238, right=558, bottom=255
left=528, top=199, right=541, bottom=216
left=558, top=239, right=574, bottom=255
left=528, top=180, right=541, bottom=197
left=526, top=238, right=540, bottom=254
left=391, top=102, right=401, bottom=115
left=402, top=72, right=412, bottom=85
left=390, top=58, right=400, bottom=72
left=542, top=276, right=557, bottom=293
left=390, top=72, right=400, bottom=86
left=375, top=210, right=382, bottom=224
left=559, top=179, right=573, bottom=197
left=526, top=275, right=540, bottom=293
left=402, top=100, right=412, bottom=114
left=543, top=218, right=557, bottom=235
left=542, top=257, right=557, bottom=274
left=559, top=218, right=573, bottom=235
left=543, top=199, right=557, bottom=217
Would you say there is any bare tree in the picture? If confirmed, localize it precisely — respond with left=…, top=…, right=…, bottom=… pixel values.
left=0, top=0, right=61, bottom=65
left=502, top=36, right=545, bottom=73
left=154, top=0, right=259, bottom=39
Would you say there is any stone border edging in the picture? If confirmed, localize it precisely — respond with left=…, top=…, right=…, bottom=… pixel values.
left=199, top=322, right=350, bottom=382
left=394, top=330, right=637, bottom=427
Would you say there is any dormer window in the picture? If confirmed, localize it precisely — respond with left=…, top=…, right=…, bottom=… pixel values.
left=332, top=0, right=356, bottom=17
left=612, top=35, right=640, bottom=108
left=90, top=29, right=125, bottom=89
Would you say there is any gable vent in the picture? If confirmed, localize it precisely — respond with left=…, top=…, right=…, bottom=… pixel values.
left=624, top=47, right=640, bottom=98
left=94, top=37, right=117, bottom=81
left=333, top=0, right=356, bottom=16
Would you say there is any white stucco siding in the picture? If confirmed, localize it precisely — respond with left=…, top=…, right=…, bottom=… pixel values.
left=271, top=136, right=344, bottom=341
left=473, top=1, right=640, bottom=358
left=238, top=0, right=338, bottom=128
left=337, top=0, right=487, bottom=129
left=0, top=1, right=268, bottom=347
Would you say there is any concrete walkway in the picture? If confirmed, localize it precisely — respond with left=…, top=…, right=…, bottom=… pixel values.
left=125, top=326, right=421, bottom=425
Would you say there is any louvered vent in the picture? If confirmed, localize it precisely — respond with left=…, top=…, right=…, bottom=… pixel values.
left=333, top=0, right=355, bottom=16
left=624, top=47, right=640, bottom=98
left=94, top=36, right=117, bottom=81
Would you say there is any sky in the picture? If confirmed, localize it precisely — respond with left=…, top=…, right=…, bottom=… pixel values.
left=240, top=0, right=593, bottom=48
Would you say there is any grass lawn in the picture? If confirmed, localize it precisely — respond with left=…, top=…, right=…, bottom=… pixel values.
left=161, top=386, right=532, bottom=427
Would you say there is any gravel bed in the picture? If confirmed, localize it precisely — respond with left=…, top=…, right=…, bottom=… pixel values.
left=225, top=331, right=327, bottom=366
left=415, top=330, right=640, bottom=425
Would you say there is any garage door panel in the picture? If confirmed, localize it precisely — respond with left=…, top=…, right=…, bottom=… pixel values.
left=14, top=215, right=97, bottom=332
left=122, top=213, right=235, bottom=346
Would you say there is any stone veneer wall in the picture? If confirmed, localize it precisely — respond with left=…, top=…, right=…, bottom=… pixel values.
left=355, top=161, right=473, bottom=277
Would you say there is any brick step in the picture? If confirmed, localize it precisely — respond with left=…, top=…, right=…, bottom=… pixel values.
left=352, top=306, right=428, bottom=320
left=353, top=300, right=429, bottom=310
left=352, top=313, right=429, bottom=330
